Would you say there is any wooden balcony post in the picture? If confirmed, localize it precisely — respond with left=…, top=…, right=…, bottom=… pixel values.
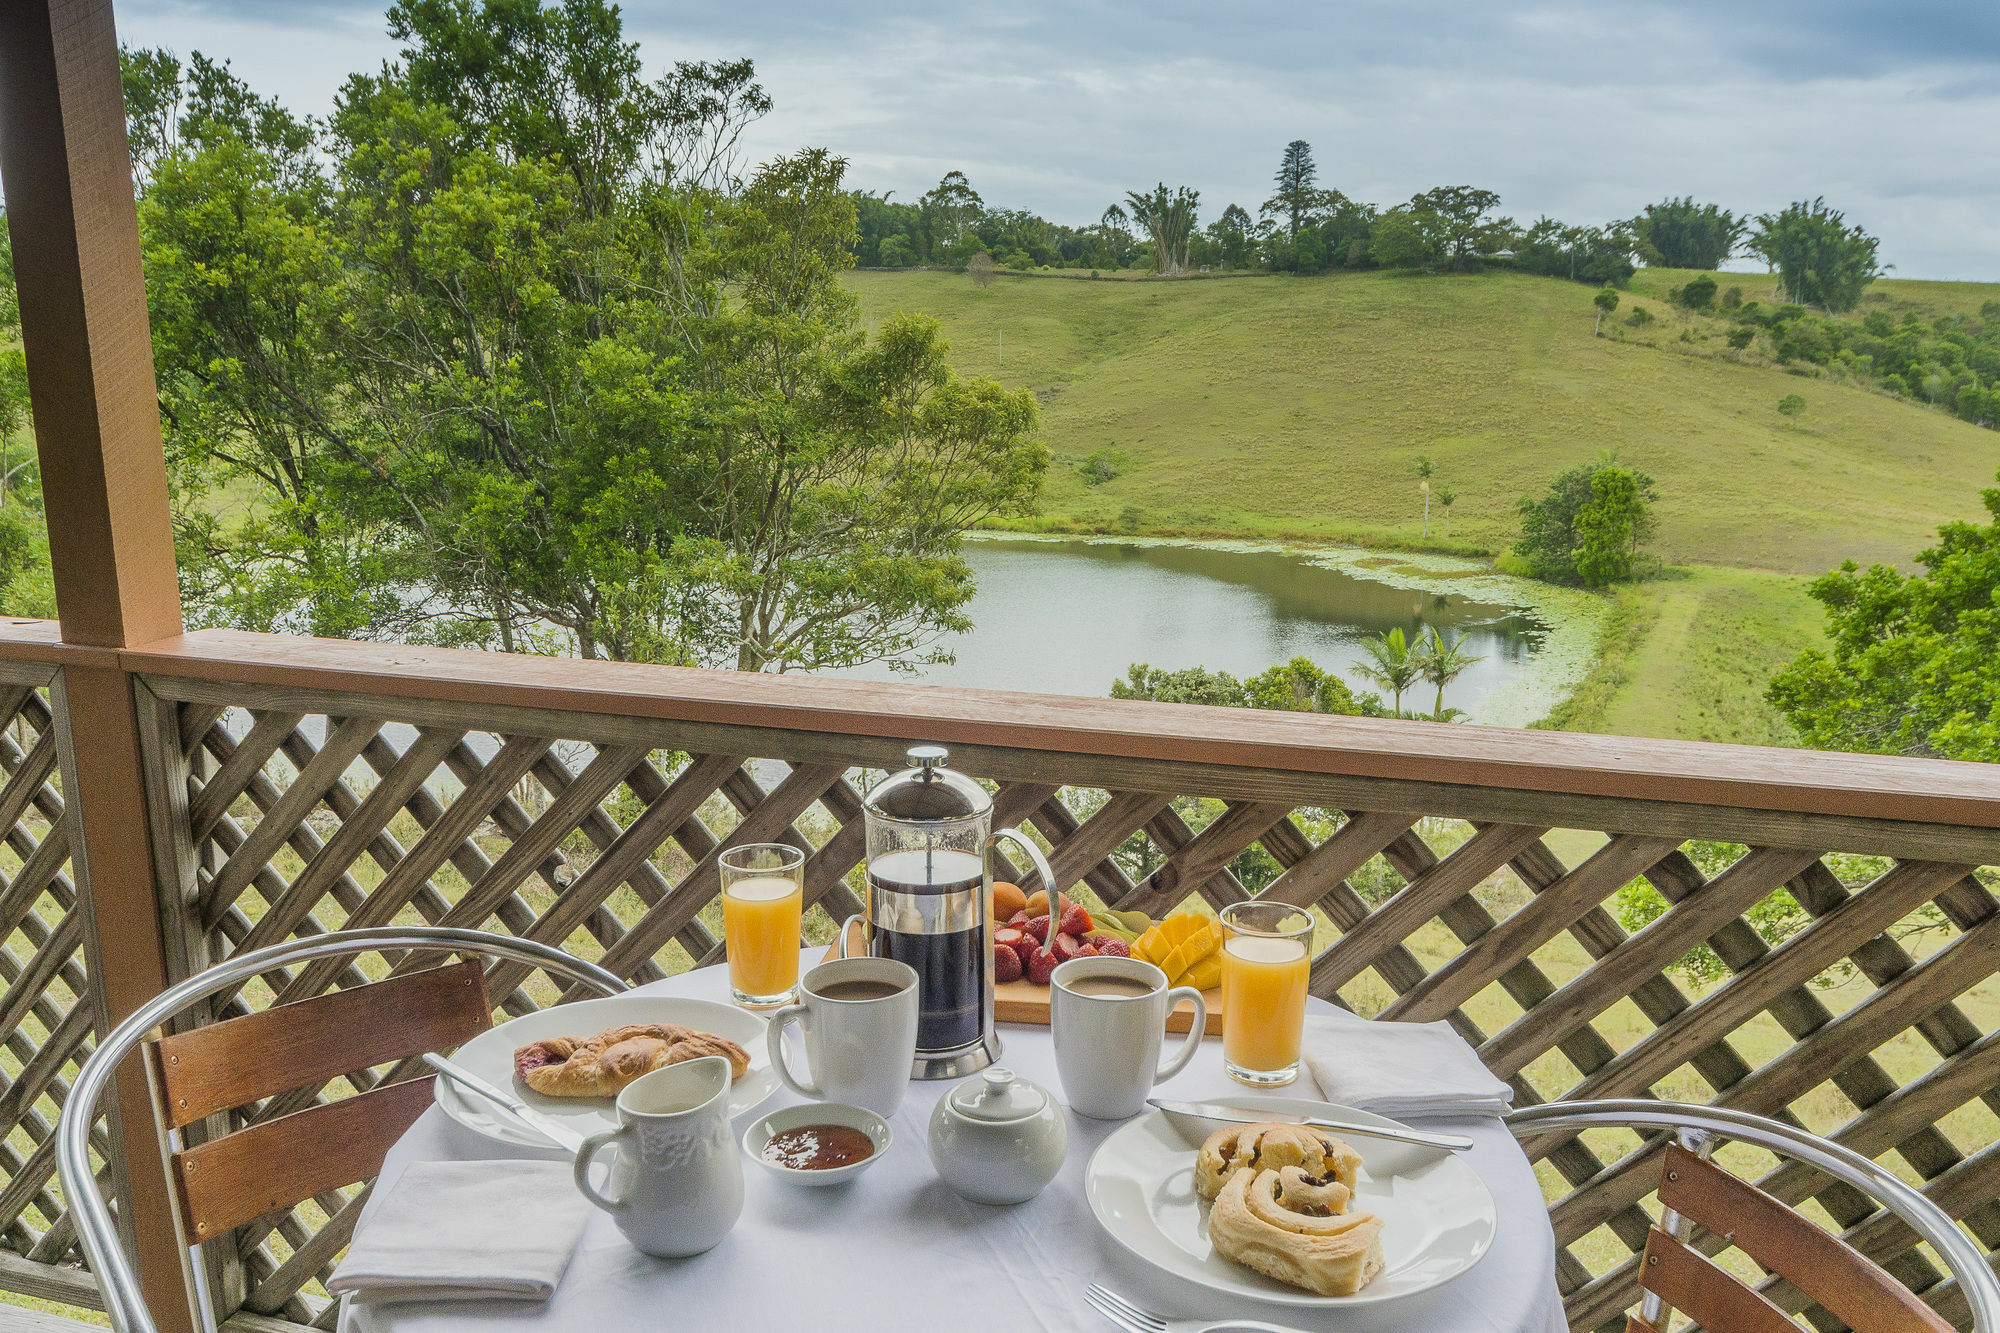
left=0, top=2, right=194, bottom=1330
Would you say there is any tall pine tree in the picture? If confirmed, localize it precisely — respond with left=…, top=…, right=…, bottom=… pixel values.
left=1264, top=139, right=1318, bottom=240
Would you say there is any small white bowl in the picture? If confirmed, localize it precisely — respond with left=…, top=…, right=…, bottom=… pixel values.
left=742, top=1102, right=891, bottom=1187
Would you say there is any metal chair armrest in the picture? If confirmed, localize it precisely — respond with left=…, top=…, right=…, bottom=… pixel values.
left=58, top=926, right=626, bottom=1333
left=1506, top=1098, right=2000, bottom=1333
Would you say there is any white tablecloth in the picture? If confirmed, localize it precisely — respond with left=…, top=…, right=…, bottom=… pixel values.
left=346, top=950, right=1566, bottom=1333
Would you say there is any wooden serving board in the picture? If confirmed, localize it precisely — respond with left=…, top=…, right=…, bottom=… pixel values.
left=827, top=922, right=1224, bottom=1035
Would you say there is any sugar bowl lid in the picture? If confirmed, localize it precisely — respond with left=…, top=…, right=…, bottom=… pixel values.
left=864, top=745, right=991, bottom=824
left=945, top=1067, right=1048, bottom=1124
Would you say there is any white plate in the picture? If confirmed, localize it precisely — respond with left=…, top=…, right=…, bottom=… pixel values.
left=434, top=994, right=777, bottom=1149
left=1085, top=1098, right=1496, bottom=1308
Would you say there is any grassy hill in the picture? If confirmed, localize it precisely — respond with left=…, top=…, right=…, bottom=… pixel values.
left=849, top=267, right=2000, bottom=576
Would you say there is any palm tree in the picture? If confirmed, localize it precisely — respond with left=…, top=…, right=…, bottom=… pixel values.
left=1436, top=487, right=1456, bottom=539
left=1414, top=456, right=1436, bottom=536
left=1418, top=628, right=1484, bottom=718
left=1354, top=627, right=1423, bottom=716
left=1124, top=183, right=1200, bottom=276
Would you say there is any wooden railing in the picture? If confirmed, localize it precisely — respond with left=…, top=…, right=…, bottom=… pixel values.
left=2, top=620, right=1998, bottom=1331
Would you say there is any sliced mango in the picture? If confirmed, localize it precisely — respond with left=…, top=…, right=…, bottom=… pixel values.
left=1173, top=952, right=1223, bottom=992
left=1148, top=914, right=1223, bottom=984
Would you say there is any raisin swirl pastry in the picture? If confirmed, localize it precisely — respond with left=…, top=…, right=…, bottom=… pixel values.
left=513, top=1024, right=750, bottom=1097
left=1207, top=1163, right=1386, bottom=1296
left=1195, top=1123, right=1362, bottom=1203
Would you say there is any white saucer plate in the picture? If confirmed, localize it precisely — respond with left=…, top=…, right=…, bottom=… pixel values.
left=434, top=994, right=777, bottom=1149
left=1085, top=1097, right=1497, bottom=1308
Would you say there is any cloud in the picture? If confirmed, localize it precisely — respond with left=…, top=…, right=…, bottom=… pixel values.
left=109, top=0, right=2000, bottom=279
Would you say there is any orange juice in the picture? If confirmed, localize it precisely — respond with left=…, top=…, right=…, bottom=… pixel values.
left=1221, top=933, right=1311, bottom=1083
left=723, top=875, right=802, bottom=1004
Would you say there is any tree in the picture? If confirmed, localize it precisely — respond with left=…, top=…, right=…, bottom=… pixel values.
left=1572, top=466, right=1647, bottom=586
left=1673, top=273, right=1718, bottom=311
left=1112, top=656, right=1379, bottom=715
left=1630, top=197, right=1743, bottom=270
left=1514, top=454, right=1658, bottom=584
left=918, top=170, right=984, bottom=261
left=1767, top=470, right=2000, bottom=761
left=1262, top=139, right=1318, bottom=241
left=1513, top=216, right=1636, bottom=285
left=1124, top=184, right=1199, bottom=276
left=1593, top=286, right=1619, bottom=335
left=966, top=251, right=998, bottom=291
left=1751, top=198, right=1881, bottom=312
left=1417, top=628, right=1482, bottom=718
left=1354, top=627, right=1422, bottom=715
left=1413, top=455, right=1435, bottom=536
left=1778, top=393, right=1807, bottom=421
left=1097, top=204, right=1134, bottom=268
left=1436, top=487, right=1456, bottom=539
left=1205, top=203, right=1256, bottom=269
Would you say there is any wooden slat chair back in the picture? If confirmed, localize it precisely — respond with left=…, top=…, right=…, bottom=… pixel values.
left=146, top=959, right=491, bottom=1244
left=1630, top=1142, right=1955, bottom=1333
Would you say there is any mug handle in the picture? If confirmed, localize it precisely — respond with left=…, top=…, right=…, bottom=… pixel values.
left=1155, top=986, right=1208, bottom=1083
left=572, top=1125, right=632, bottom=1214
left=835, top=913, right=865, bottom=959
left=766, top=1001, right=823, bottom=1099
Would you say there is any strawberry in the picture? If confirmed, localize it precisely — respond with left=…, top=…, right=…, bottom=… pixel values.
left=1052, top=931, right=1085, bottom=963
left=1096, top=937, right=1132, bottom=959
left=993, top=942, right=1023, bottom=984
left=1022, top=914, right=1052, bottom=943
left=1025, top=947, right=1059, bottom=986
left=1008, top=936, right=1043, bottom=969
left=995, top=926, right=1028, bottom=951
left=1074, top=941, right=1099, bottom=958
left=1058, top=902, right=1093, bottom=938
left=1007, top=910, right=1029, bottom=927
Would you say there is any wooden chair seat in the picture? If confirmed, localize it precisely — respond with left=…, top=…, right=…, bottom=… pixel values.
left=1630, top=1142, right=1954, bottom=1333
left=148, top=959, right=491, bottom=1244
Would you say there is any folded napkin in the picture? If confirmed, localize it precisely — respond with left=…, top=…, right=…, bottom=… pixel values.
left=1302, top=1008, right=1514, bottom=1119
left=328, top=1160, right=590, bottom=1304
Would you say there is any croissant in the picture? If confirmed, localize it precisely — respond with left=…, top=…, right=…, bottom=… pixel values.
left=1208, top=1165, right=1385, bottom=1297
left=1195, top=1122, right=1362, bottom=1203
left=513, top=1023, right=751, bottom=1097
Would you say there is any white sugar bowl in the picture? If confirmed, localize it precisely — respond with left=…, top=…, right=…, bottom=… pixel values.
left=927, top=1066, right=1068, bottom=1204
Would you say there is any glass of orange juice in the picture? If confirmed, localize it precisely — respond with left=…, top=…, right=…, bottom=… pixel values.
left=721, top=843, right=805, bottom=1008
left=1219, top=900, right=1314, bottom=1086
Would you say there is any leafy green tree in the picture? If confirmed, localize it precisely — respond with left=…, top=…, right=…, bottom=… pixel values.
left=918, top=170, right=984, bottom=261
left=1572, top=466, right=1647, bottom=586
left=1417, top=628, right=1482, bottom=719
left=1751, top=198, right=1881, bottom=312
left=1767, top=471, right=2000, bottom=761
left=1124, top=183, right=1199, bottom=276
left=1097, top=204, right=1134, bottom=268
left=1593, top=286, right=1619, bottom=335
left=1111, top=657, right=1378, bottom=715
left=1629, top=197, right=1743, bottom=269
left=1204, top=203, right=1256, bottom=270
left=1512, top=216, right=1635, bottom=285
left=1514, top=454, right=1658, bottom=584
left=1354, top=627, right=1422, bottom=715
left=1673, top=273, right=1718, bottom=310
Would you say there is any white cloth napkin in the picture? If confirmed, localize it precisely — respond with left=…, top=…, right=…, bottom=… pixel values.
left=328, top=1160, right=590, bottom=1304
left=1302, top=1008, right=1514, bottom=1119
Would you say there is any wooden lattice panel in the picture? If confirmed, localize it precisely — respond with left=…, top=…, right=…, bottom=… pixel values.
left=20, top=659, right=1999, bottom=1332
left=0, top=680, right=103, bottom=1282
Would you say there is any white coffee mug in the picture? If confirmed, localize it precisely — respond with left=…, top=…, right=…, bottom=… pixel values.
left=1051, top=956, right=1207, bottom=1120
left=572, top=1056, right=743, bottom=1258
left=767, top=957, right=920, bottom=1116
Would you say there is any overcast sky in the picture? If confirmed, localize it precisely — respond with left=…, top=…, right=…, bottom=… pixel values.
left=112, top=0, right=2000, bottom=281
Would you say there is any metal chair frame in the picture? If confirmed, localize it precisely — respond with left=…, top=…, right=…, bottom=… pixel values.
left=1507, top=1099, right=2000, bottom=1333
left=57, top=926, right=627, bottom=1333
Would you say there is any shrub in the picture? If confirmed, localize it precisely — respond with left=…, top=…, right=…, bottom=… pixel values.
left=1673, top=273, right=1718, bottom=310
left=1777, top=393, right=1807, bottom=420
left=1721, top=286, right=1743, bottom=310
left=1077, top=449, right=1124, bottom=486
left=1625, top=305, right=1654, bottom=327
left=1727, top=326, right=1755, bottom=350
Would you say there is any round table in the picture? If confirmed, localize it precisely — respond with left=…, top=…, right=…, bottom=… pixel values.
left=345, top=950, right=1567, bottom=1333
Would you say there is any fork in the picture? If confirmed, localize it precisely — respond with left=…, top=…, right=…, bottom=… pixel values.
left=1084, top=1283, right=1313, bottom=1333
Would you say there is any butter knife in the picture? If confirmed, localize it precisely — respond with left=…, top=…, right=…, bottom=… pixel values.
left=1148, top=1097, right=1473, bottom=1153
left=423, top=1053, right=585, bottom=1154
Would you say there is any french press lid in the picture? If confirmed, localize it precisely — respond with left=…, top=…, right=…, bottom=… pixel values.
left=863, top=745, right=992, bottom=823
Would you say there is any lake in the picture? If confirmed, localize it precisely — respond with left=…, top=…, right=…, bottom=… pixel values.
left=828, top=538, right=1553, bottom=722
